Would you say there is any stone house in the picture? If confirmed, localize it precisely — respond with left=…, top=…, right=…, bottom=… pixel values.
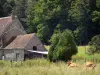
left=0, top=16, right=47, bottom=61
left=0, top=16, right=26, bottom=48
left=0, top=34, right=47, bottom=61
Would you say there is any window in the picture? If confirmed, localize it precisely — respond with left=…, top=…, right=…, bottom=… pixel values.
left=16, top=53, right=19, bottom=61
left=2, top=51, right=5, bottom=60
left=33, top=46, right=37, bottom=50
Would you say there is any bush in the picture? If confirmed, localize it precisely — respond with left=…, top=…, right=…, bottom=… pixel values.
left=48, top=32, right=61, bottom=61
left=88, top=35, right=100, bottom=54
left=48, top=29, right=78, bottom=62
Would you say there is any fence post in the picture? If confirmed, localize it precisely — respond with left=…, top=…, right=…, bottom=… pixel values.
left=10, top=60, right=13, bottom=67
left=85, top=46, right=86, bottom=63
left=93, top=52, right=94, bottom=63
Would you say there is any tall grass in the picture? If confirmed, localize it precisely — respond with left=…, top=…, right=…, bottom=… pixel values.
left=0, top=59, right=100, bottom=75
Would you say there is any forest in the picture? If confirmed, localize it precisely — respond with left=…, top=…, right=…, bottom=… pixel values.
left=0, top=0, right=100, bottom=45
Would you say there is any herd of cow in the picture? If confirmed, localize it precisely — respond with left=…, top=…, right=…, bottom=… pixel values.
left=67, top=61, right=96, bottom=70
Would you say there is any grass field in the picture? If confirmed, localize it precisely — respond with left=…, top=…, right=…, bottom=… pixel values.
left=0, top=46, right=100, bottom=75
left=0, top=59, right=100, bottom=75
left=45, top=45, right=100, bottom=62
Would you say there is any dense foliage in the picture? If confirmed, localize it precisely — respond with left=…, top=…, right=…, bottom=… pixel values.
left=48, top=30, right=78, bottom=62
left=0, top=0, right=100, bottom=45
left=88, top=35, right=100, bottom=54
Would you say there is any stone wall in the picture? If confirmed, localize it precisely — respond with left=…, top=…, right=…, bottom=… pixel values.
left=25, top=34, right=46, bottom=51
left=0, top=49, right=24, bottom=61
left=0, top=50, right=2, bottom=59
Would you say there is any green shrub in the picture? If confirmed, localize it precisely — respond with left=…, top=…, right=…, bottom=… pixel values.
left=48, top=32, right=61, bottom=61
left=88, top=35, right=100, bottom=54
left=48, top=29, right=78, bottom=62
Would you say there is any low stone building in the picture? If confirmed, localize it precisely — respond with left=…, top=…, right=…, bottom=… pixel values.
left=0, top=34, right=47, bottom=61
left=0, top=16, right=47, bottom=61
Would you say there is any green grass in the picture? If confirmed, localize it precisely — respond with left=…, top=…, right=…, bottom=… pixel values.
left=45, top=45, right=50, bottom=51
left=0, top=59, right=100, bottom=75
left=72, top=46, right=100, bottom=63
left=74, top=46, right=93, bottom=59
left=45, top=45, right=100, bottom=62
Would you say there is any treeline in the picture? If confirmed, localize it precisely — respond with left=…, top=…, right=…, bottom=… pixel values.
left=0, top=0, right=100, bottom=45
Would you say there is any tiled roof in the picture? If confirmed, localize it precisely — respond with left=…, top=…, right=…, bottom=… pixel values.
left=5, top=34, right=35, bottom=49
left=0, top=16, right=12, bottom=37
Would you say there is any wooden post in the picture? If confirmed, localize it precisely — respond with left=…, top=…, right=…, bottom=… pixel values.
left=10, top=60, right=12, bottom=67
left=93, top=52, right=94, bottom=63
left=85, top=46, right=86, bottom=62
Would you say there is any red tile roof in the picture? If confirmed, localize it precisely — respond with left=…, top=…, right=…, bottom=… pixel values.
left=0, top=16, right=12, bottom=37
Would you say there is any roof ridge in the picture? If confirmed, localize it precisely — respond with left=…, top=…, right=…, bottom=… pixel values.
left=0, top=17, right=13, bottom=38
left=17, top=33, right=35, bottom=36
left=0, top=16, right=12, bottom=19
left=24, top=34, right=35, bottom=48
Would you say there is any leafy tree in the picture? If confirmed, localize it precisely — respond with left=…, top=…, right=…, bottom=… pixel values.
left=88, top=35, right=100, bottom=54
left=37, top=24, right=49, bottom=43
left=0, top=0, right=100, bottom=46
left=12, top=0, right=27, bottom=18
left=26, top=0, right=75, bottom=43
left=48, top=29, right=78, bottom=62
left=26, top=0, right=37, bottom=33
left=69, top=0, right=91, bottom=45
left=74, top=26, right=88, bottom=45
left=0, top=0, right=14, bottom=17
left=48, top=32, right=61, bottom=61
left=92, top=11, right=100, bottom=23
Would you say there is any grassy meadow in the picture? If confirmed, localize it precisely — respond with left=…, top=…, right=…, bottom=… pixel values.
left=0, top=59, right=100, bottom=75
left=0, top=46, right=100, bottom=75
left=45, top=45, right=100, bottom=63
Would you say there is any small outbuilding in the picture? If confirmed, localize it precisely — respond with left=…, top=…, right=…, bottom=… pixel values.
left=0, top=16, right=48, bottom=61
left=0, top=33, right=47, bottom=61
